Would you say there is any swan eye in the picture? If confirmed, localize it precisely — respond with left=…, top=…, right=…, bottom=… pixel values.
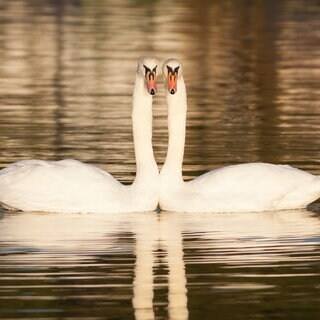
left=166, top=65, right=180, bottom=76
left=143, top=65, right=151, bottom=76
left=143, top=65, right=157, bottom=77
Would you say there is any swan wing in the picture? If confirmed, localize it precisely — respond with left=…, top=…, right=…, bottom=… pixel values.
left=192, top=163, right=312, bottom=189
left=188, top=163, right=319, bottom=211
left=0, top=159, right=126, bottom=212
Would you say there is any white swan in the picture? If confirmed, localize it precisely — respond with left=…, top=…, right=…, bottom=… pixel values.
left=0, top=57, right=160, bottom=213
left=159, top=58, right=320, bottom=213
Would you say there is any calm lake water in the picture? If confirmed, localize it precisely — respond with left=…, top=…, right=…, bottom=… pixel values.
left=0, top=0, right=320, bottom=319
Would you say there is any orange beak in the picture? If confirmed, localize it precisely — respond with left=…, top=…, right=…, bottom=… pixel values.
left=168, top=71, right=177, bottom=94
left=146, top=71, right=157, bottom=95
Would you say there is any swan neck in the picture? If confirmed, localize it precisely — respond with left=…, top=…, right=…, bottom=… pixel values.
left=132, top=74, right=158, bottom=185
left=161, top=76, right=187, bottom=181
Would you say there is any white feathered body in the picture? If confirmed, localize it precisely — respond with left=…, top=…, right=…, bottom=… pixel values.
left=160, top=162, right=320, bottom=213
left=0, top=57, right=160, bottom=213
left=160, top=63, right=320, bottom=213
left=0, top=159, right=159, bottom=213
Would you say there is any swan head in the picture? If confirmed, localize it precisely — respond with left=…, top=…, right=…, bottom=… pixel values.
left=162, top=58, right=182, bottom=95
left=137, top=57, right=159, bottom=95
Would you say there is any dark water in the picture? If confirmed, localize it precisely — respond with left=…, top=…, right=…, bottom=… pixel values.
left=1, top=210, right=320, bottom=319
left=0, top=0, right=320, bottom=319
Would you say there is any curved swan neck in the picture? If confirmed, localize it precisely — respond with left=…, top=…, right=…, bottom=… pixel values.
left=132, top=74, right=158, bottom=185
left=161, top=76, right=187, bottom=181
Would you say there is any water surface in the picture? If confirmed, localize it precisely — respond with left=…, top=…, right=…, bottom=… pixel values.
left=0, top=0, right=320, bottom=319
left=1, top=210, right=320, bottom=319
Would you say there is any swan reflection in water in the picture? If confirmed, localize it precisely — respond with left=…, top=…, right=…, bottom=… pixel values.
left=133, top=213, right=188, bottom=320
left=0, top=211, right=189, bottom=320
left=1, top=208, right=320, bottom=319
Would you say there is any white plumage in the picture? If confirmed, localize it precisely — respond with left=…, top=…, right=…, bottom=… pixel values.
left=160, top=59, right=320, bottom=213
left=0, top=57, right=160, bottom=213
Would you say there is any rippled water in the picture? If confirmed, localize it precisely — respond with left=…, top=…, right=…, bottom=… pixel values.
left=1, top=210, right=320, bottom=319
left=0, top=0, right=320, bottom=319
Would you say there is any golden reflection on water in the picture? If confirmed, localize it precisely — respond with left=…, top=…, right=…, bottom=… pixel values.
left=0, top=0, right=319, bottom=183
left=1, top=209, right=320, bottom=319
left=0, top=1, right=320, bottom=317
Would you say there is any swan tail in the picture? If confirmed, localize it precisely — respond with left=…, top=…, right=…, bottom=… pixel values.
left=308, top=176, right=320, bottom=203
